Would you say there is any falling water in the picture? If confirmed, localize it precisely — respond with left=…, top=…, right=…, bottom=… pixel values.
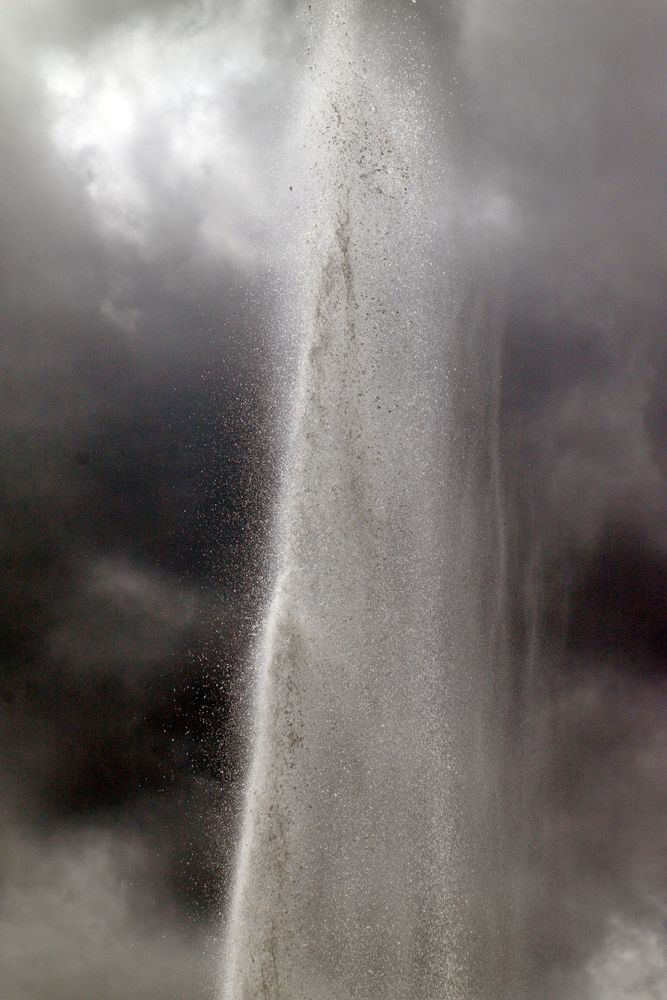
left=221, top=3, right=510, bottom=997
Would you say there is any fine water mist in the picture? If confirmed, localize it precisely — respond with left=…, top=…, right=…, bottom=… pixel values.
left=222, top=3, right=521, bottom=997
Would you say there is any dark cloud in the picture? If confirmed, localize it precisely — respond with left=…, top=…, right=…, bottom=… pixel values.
left=0, top=2, right=285, bottom=994
left=568, top=525, right=667, bottom=669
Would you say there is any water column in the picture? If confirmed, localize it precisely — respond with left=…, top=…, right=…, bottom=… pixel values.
left=220, top=3, right=495, bottom=997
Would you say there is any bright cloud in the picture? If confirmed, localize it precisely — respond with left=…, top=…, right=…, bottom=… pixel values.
left=40, top=1, right=289, bottom=262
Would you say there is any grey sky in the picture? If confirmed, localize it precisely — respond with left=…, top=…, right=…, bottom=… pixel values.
left=2, top=1, right=667, bottom=997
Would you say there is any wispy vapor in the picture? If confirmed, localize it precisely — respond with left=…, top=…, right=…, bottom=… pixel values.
left=456, top=0, right=667, bottom=991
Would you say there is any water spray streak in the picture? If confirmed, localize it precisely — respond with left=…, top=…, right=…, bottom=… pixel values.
left=221, top=4, right=503, bottom=997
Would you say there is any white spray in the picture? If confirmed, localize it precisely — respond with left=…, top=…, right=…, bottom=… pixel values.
left=221, top=3, right=505, bottom=997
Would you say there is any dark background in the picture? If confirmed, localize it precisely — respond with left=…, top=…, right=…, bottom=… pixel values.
left=2, top=1, right=667, bottom=997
